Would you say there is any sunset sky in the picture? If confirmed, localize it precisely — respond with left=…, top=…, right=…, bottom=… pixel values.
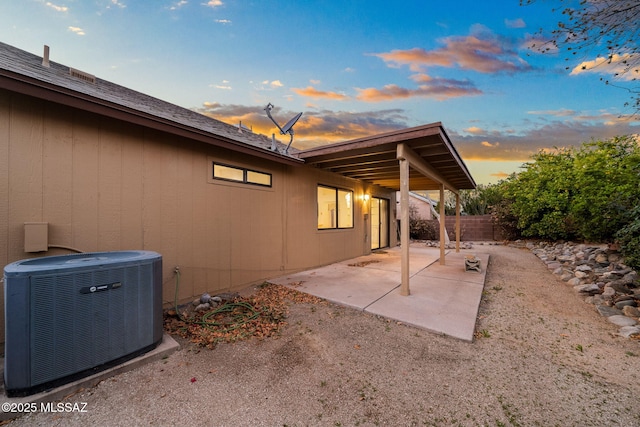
left=1, top=0, right=638, bottom=185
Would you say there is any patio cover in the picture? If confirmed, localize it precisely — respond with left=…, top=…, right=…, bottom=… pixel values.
left=298, top=122, right=476, bottom=295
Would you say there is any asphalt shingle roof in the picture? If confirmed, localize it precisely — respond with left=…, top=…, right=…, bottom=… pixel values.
left=0, top=42, right=300, bottom=162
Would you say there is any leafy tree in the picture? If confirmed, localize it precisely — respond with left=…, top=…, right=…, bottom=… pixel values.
left=487, top=136, right=640, bottom=248
left=569, top=136, right=640, bottom=241
left=434, top=192, right=457, bottom=216
left=504, top=148, right=577, bottom=240
left=488, top=177, right=522, bottom=240
left=522, top=0, right=640, bottom=114
left=458, top=184, right=504, bottom=215
left=433, top=184, right=506, bottom=216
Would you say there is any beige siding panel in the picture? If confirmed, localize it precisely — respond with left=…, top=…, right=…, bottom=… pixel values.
left=229, top=188, right=252, bottom=286
left=143, top=134, right=183, bottom=301
left=120, top=126, right=144, bottom=249
left=2, top=97, right=45, bottom=343
left=206, top=181, right=233, bottom=291
left=160, top=137, right=180, bottom=265
left=175, top=143, right=196, bottom=298
left=189, top=147, right=212, bottom=300
left=43, top=106, right=74, bottom=250
left=259, top=176, right=286, bottom=274
left=71, top=114, right=100, bottom=251
left=98, top=123, right=124, bottom=251
left=8, top=96, right=44, bottom=258
left=283, top=166, right=321, bottom=269
left=141, top=136, right=161, bottom=252
left=0, top=92, right=10, bottom=267
left=229, top=186, right=280, bottom=286
left=0, top=92, right=10, bottom=341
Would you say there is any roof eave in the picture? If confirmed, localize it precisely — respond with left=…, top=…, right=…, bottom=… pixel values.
left=0, top=70, right=304, bottom=166
left=299, top=123, right=476, bottom=191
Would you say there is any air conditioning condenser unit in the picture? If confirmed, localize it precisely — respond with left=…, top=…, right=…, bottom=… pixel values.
left=3, top=250, right=163, bottom=397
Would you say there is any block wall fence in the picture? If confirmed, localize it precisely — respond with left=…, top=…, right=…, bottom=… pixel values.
left=443, top=214, right=504, bottom=241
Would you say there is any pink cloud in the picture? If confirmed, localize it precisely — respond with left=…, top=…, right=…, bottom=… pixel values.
left=291, top=86, right=348, bottom=100
left=372, top=33, right=532, bottom=74
left=355, top=77, right=482, bottom=102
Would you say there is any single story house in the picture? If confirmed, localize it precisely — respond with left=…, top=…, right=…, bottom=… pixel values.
left=0, top=42, right=476, bottom=344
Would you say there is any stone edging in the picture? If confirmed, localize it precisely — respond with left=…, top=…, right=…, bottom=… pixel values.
left=525, top=241, right=640, bottom=339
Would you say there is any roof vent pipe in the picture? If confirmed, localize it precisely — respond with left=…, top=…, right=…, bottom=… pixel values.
left=42, top=45, right=50, bottom=68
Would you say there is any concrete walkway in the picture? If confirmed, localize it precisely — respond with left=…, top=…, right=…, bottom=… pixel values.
left=269, top=244, right=489, bottom=341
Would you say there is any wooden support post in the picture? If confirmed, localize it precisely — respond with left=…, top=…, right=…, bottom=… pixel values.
left=399, top=156, right=410, bottom=296
left=439, top=184, right=446, bottom=265
left=455, top=192, right=461, bottom=252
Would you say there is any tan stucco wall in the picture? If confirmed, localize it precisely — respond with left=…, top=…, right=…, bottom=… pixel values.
left=409, top=196, right=433, bottom=220
left=395, top=192, right=434, bottom=221
left=0, top=90, right=396, bottom=344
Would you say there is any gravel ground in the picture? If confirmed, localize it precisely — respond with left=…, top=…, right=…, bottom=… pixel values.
left=8, top=244, right=640, bottom=426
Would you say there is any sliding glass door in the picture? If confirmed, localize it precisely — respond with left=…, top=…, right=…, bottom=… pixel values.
left=371, top=197, right=389, bottom=250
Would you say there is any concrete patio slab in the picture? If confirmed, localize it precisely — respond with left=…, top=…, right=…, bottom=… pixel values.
left=417, top=252, right=489, bottom=286
left=334, top=247, right=440, bottom=275
left=274, top=263, right=402, bottom=310
left=269, top=245, right=489, bottom=341
left=365, top=275, right=485, bottom=341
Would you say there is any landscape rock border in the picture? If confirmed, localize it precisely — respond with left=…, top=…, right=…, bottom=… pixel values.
left=525, top=240, right=640, bottom=339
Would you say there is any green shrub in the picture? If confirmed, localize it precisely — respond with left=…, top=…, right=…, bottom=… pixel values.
left=458, top=184, right=506, bottom=215
left=616, top=205, right=640, bottom=271
left=487, top=136, right=639, bottom=243
left=570, top=136, right=640, bottom=242
left=409, top=219, right=437, bottom=240
left=408, top=204, right=437, bottom=239
left=488, top=180, right=521, bottom=240
left=504, top=148, right=577, bottom=240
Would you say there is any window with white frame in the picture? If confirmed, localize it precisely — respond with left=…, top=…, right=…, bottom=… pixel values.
left=317, top=185, right=353, bottom=229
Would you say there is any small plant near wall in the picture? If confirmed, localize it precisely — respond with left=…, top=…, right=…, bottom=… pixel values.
left=408, top=205, right=437, bottom=240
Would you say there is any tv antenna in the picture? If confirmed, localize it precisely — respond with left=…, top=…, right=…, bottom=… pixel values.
left=264, top=103, right=302, bottom=154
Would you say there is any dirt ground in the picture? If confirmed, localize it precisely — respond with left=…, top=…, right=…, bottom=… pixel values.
left=9, top=244, right=640, bottom=426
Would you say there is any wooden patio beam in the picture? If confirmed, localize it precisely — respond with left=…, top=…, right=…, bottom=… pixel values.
left=396, top=143, right=459, bottom=195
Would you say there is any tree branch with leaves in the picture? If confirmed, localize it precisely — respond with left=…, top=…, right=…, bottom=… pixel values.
left=522, top=0, right=640, bottom=115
